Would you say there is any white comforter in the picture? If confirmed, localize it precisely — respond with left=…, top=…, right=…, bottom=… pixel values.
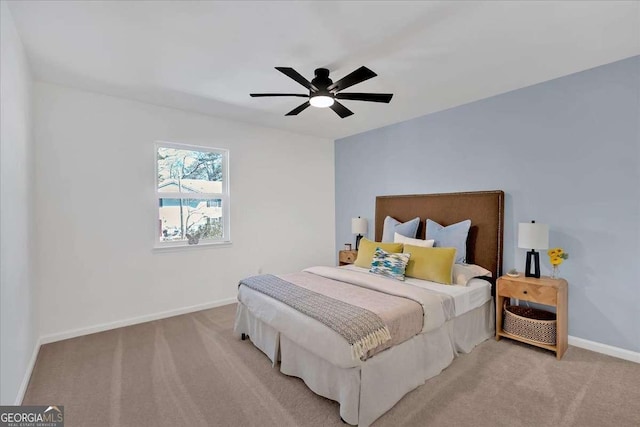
left=236, top=266, right=451, bottom=368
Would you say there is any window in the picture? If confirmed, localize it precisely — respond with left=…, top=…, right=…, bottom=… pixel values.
left=155, top=142, right=230, bottom=247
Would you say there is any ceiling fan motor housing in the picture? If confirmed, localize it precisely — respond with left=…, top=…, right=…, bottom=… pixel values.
left=311, top=68, right=333, bottom=97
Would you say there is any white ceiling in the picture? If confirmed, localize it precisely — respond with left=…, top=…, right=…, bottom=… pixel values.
left=7, top=1, right=640, bottom=139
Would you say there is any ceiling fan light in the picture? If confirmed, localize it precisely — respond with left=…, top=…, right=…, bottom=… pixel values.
left=309, top=95, right=334, bottom=108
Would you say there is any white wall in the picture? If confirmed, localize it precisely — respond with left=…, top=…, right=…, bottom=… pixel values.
left=0, top=2, right=37, bottom=404
left=34, top=82, right=335, bottom=339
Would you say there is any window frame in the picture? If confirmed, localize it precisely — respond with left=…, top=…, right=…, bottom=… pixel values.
left=154, top=141, right=231, bottom=249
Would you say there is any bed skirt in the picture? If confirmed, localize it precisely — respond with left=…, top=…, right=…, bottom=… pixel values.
left=234, top=299, right=494, bottom=426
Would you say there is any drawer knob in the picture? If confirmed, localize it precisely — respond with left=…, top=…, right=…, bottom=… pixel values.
left=523, top=290, right=528, bottom=294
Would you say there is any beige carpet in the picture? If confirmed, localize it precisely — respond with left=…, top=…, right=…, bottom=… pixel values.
left=24, top=303, right=640, bottom=426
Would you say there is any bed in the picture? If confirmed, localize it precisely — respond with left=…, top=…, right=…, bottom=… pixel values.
left=234, top=190, right=504, bottom=426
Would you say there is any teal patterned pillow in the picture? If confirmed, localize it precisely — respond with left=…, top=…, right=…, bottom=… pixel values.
left=369, top=247, right=411, bottom=281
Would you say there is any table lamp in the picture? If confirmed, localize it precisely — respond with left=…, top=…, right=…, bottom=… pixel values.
left=518, top=220, right=549, bottom=278
left=351, top=217, right=368, bottom=250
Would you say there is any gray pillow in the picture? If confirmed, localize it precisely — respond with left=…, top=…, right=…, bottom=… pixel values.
left=382, top=216, right=420, bottom=242
left=425, top=219, right=471, bottom=264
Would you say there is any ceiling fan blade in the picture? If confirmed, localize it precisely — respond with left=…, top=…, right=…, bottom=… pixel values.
left=275, top=67, right=318, bottom=92
left=285, top=101, right=311, bottom=116
left=335, top=93, right=393, bottom=103
left=329, top=101, right=354, bottom=118
left=327, top=66, right=377, bottom=92
left=250, top=93, right=309, bottom=98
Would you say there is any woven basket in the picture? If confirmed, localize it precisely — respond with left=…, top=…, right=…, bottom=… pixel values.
left=503, top=304, right=557, bottom=345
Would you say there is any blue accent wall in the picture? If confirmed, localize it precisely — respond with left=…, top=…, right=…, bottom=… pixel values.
left=335, top=56, right=640, bottom=352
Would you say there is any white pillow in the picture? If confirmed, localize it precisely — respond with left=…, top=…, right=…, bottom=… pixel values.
left=393, top=232, right=434, bottom=248
left=453, top=264, right=492, bottom=286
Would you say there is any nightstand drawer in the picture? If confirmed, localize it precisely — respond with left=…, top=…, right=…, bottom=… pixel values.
left=339, top=250, right=357, bottom=265
left=498, top=280, right=557, bottom=305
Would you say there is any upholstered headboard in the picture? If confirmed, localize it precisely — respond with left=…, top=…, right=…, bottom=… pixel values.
left=375, top=190, right=504, bottom=279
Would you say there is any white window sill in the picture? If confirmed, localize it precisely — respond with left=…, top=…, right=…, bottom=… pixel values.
left=153, top=241, right=232, bottom=253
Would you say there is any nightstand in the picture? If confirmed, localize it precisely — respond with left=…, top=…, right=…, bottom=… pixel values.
left=338, top=250, right=358, bottom=266
left=496, top=274, right=568, bottom=359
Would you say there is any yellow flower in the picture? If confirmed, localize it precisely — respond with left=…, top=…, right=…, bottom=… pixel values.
left=555, top=248, right=564, bottom=256
left=547, top=249, right=558, bottom=257
left=550, top=257, right=563, bottom=266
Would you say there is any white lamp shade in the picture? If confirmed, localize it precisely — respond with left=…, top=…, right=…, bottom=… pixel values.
left=518, top=222, right=549, bottom=250
left=351, top=217, right=368, bottom=235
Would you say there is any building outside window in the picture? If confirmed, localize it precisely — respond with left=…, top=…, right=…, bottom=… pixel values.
left=155, top=142, right=230, bottom=247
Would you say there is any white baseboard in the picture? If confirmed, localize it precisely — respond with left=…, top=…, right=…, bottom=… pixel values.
left=569, top=335, right=640, bottom=364
left=15, top=337, right=42, bottom=405
left=40, top=297, right=237, bottom=345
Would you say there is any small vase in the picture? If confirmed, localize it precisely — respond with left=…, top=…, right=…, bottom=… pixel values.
left=551, top=266, right=559, bottom=279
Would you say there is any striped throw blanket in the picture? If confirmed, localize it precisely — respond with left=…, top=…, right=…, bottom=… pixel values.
left=239, top=274, right=391, bottom=360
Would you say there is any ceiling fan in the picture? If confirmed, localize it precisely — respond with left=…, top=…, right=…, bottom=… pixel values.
left=250, top=66, right=393, bottom=118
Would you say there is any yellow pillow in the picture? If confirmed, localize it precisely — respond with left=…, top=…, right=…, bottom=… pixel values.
left=403, top=245, right=456, bottom=285
left=354, top=238, right=403, bottom=268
